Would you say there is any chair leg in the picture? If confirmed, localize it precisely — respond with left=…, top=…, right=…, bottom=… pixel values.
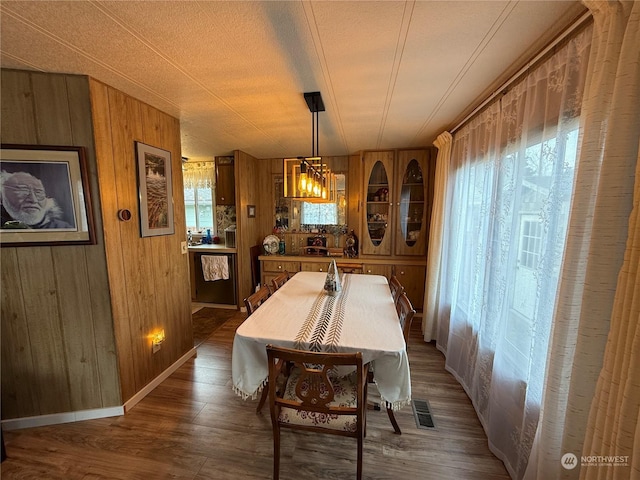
left=386, top=406, right=402, bottom=434
left=273, top=426, right=280, bottom=480
left=357, top=435, right=363, bottom=480
left=256, top=383, right=268, bottom=413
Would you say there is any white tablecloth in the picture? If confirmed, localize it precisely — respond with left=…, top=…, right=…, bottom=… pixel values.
left=231, top=271, right=411, bottom=410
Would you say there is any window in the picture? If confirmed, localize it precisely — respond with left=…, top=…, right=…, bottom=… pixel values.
left=301, top=201, right=337, bottom=225
left=184, top=185, right=214, bottom=232
left=519, top=218, right=543, bottom=269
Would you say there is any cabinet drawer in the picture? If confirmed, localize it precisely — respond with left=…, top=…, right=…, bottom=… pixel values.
left=262, top=260, right=301, bottom=273
left=301, top=261, right=332, bottom=273
left=363, top=264, right=392, bottom=278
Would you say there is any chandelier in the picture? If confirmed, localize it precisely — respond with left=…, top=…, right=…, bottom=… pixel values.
left=283, top=92, right=337, bottom=203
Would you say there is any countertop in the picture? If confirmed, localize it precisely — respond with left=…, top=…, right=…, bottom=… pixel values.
left=188, top=244, right=236, bottom=254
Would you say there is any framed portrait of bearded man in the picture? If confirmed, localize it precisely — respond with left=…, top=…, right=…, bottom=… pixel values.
left=0, top=144, right=96, bottom=247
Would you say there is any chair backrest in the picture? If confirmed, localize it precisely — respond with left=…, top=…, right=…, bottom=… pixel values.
left=389, top=275, right=404, bottom=304
left=266, top=344, right=367, bottom=432
left=270, top=272, right=289, bottom=292
left=244, top=285, right=270, bottom=315
left=396, top=292, right=416, bottom=344
left=266, top=344, right=368, bottom=480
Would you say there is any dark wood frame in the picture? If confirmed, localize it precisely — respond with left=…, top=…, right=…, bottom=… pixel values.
left=0, top=144, right=96, bottom=247
left=135, top=141, right=174, bottom=237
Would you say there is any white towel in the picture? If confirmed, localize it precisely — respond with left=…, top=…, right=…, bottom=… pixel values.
left=201, top=255, right=229, bottom=281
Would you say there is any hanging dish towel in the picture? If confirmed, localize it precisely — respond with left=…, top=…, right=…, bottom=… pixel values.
left=201, top=255, right=229, bottom=281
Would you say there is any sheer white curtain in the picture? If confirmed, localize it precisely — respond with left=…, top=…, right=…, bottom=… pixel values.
left=524, top=2, right=640, bottom=479
left=435, top=26, right=592, bottom=478
left=423, top=131, right=452, bottom=341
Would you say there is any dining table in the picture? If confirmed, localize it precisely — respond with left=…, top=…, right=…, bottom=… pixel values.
left=231, top=271, right=412, bottom=416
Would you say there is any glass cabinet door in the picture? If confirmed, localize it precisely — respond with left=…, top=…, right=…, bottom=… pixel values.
left=399, top=159, right=424, bottom=246
left=395, top=150, right=430, bottom=256
left=362, top=151, right=394, bottom=255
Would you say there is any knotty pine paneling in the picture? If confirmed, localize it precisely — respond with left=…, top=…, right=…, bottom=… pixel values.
left=1, top=70, right=121, bottom=419
left=88, top=79, right=192, bottom=403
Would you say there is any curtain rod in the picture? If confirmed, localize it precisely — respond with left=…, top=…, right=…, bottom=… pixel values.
left=450, top=10, right=592, bottom=134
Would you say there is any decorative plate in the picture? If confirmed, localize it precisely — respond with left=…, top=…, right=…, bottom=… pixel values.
left=263, top=234, right=280, bottom=255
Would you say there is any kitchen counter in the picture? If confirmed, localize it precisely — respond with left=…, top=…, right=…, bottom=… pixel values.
left=188, top=244, right=236, bottom=254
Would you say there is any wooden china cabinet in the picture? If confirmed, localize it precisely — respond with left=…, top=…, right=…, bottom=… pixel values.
left=359, top=148, right=435, bottom=309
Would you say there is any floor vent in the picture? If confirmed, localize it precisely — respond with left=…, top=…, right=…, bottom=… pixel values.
left=412, top=399, right=436, bottom=429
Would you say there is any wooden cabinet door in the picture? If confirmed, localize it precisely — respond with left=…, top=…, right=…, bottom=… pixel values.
left=394, top=149, right=431, bottom=256
left=394, top=265, right=426, bottom=309
left=215, top=156, right=235, bottom=205
left=361, top=151, right=395, bottom=255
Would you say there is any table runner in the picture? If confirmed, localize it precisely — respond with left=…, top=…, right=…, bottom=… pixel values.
left=232, top=271, right=411, bottom=411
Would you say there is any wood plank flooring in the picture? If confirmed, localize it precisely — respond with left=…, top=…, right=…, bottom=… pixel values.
left=1, top=309, right=510, bottom=479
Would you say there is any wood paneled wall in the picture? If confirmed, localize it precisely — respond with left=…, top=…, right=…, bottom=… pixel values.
left=1, top=70, right=121, bottom=419
left=235, top=150, right=265, bottom=303
left=89, top=79, right=192, bottom=403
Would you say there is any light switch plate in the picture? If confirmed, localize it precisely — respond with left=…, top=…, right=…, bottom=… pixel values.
left=181, top=241, right=188, bottom=254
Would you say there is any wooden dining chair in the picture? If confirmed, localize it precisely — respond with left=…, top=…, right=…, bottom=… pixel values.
left=396, top=291, right=416, bottom=344
left=389, top=275, right=404, bottom=307
left=243, top=285, right=270, bottom=316
left=266, top=344, right=369, bottom=480
left=270, top=271, right=289, bottom=292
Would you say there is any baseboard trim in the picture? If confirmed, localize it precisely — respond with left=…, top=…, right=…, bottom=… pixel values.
left=191, top=302, right=237, bottom=310
left=1, top=406, right=124, bottom=431
left=124, top=347, right=197, bottom=412
left=1, top=347, right=198, bottom=430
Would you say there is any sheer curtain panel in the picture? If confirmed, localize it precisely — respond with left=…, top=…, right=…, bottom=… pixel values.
left=423, top=131, right=452, bottom=342
left=435, top=26, right=592, bottom=479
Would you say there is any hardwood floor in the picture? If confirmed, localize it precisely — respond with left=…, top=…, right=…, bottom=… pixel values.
left=2, top=309, right=510, bottom=479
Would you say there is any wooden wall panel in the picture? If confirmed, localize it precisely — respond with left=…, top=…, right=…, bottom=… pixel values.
left=0, top=249, right=40, bottom=417
left=88, top=80, right=137, bottom=402
left=0, top=70, right=37, bottom=144
left=89, top=79, right=191, bottom=402
left=235, top=150, right=260, bottom=304
left=1, top=70, right=121, bottom=420
left=1, top=70, right=40, bottom=418
left=67, top=75, right=121, bottom=408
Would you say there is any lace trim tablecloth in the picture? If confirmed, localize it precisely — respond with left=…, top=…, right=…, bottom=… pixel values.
left=231, top=271, right=411, bottom=411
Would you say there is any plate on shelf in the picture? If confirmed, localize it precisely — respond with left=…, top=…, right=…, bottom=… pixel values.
left=263, top=234, right=280, bottom=255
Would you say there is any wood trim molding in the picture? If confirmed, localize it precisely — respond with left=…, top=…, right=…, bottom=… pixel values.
left=123, top=347, right=197, bottom=413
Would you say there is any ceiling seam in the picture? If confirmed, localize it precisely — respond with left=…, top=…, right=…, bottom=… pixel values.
left=301, top=1, right=349, bottom=155
left=0, top=50, right=46, bottom=73
left=375, top=1, right=415, bottom=149
left=410, top=0, right=518, bottom=145
left=0, top=5, right=183, bottom=112
left=91, top=0, right=286, bottom=152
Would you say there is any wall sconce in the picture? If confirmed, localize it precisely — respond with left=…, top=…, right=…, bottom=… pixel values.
left=151, top=329, right=165, bottom=354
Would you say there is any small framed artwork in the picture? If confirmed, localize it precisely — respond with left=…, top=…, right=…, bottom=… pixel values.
left=135, top=141, right=174, bottom=237
left=0, top=144, right=96, bottom=247
left=247, top=205, right=256, bottom=218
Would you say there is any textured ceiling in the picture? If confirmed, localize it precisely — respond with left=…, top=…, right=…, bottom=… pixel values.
left=0, top=1, right=586, bottom=160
